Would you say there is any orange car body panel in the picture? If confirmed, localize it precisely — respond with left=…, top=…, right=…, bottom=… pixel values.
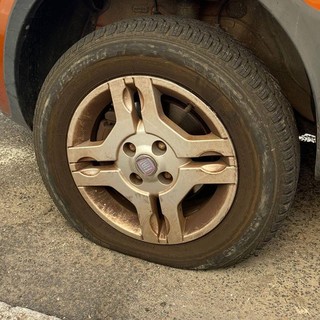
left=0, top=0, right=15, bottom=115
left=305, top=0, right=320, bottom=10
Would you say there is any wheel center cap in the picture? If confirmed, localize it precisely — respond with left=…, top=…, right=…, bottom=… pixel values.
left=136, top=155, right=158, bottom=176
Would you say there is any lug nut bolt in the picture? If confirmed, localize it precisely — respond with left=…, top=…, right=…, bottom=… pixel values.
left=163, top=172, right=172, bottom=180
left=157, top=141, right=167, bottom=151
left=130, top=173, right=143, bottom=185
left=128, top=143, right=136, bottom=152
left=135, top=174, right=142, bottom=181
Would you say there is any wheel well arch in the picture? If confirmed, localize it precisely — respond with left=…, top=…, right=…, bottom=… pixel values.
left=5, top=0, right=315, bottom=129
left=5, top=0, right=99, bottom=128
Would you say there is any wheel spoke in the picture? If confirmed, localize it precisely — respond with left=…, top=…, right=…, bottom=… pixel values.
left=173, top=161, right=237, bottom=201
left=72, top=165, right=123, bottom=187
left=158, top=196, right=185, bottom=243
left=68, top=79, right=139, bottom=163
left=68, top=140, right=108, bottom=163
left=134, top=77, right=233, bottom=158
left=158, top=161, right=236, bottom=243
left=179, top=161, right=237, bottom=186
left=162, top=161, right=237, bottom=204
left=134, top=195, right=160, bottom=243
left=72, top=165, right=159, bottom=242
left=168, top=134, right=234, bottom=158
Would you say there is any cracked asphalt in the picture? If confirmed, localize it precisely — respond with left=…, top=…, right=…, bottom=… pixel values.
left=0, top=112, right=319, bottom=320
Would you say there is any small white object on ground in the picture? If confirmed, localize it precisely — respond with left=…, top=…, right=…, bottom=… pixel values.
left=299, top=134, right=316, bottom=143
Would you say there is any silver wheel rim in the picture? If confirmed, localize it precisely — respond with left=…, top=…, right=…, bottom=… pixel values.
left=67, top=76, right=238, bottom=244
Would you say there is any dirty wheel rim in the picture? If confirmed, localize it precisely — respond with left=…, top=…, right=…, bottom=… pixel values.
left=67, top=76, right=238, bottom=244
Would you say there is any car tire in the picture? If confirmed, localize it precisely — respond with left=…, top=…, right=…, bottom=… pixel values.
left=34, top=17, right=299, bottom=269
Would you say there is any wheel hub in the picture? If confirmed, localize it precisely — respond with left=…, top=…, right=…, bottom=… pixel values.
left=136, top=155, right=158, bottom=176
left=117, top=128, right=186, bottom=195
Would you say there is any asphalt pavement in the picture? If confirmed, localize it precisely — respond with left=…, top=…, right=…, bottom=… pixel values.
left=0, top=112, right=319, bottom=320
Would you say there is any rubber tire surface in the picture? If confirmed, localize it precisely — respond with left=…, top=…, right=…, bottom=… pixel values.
left=34, top=17, right=299, bottom=269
